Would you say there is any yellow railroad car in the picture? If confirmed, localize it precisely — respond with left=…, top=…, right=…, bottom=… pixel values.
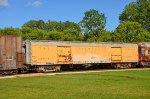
left=25, top=41, right=138, bottom=70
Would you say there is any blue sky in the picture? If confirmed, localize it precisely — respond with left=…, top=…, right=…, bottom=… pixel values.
left=0, top=0, right=136, bottom=31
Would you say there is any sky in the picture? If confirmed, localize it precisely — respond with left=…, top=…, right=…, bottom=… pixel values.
left=0, top=0, right=136, bottom=31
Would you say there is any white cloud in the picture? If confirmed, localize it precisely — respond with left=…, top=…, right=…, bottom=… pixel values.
left=0, top=0, right=9, bottom=8
left=32, top=1, right=42, bottom=7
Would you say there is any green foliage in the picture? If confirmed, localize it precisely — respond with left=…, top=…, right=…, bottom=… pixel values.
left=22, top=20, right=46, bottom=30
left=119, top=0, right=150, bottom=32
left=46, top=20, right=81, bottom=32
left=97, top=30, right=112, bottom=42
left=47, top=31, right=64, bottom=40
left=80, top=9, right=106, bottom=33
left=46, top=20, right=65, bottom=32
left=0, top=28, right=22, bottom=36
left=85, top=30, right=112, bottom=42
left=46, top=30, right=83, bottom=41
left=112, top=21, right=150, bottom=42
left=21, top=27, right=47, bottom=40
left=64, top=21, right=81, bottom=32
left=21, top=27, right=32, bottom=40
left=63, top=30, right=83, bottom=41
left=80, top=9, right=106, bottom=41
left=21, top=20, right=82, bottom=41
left=0, top=28, right=83, bottom=41
left=23, top=20, right=81, bottom=32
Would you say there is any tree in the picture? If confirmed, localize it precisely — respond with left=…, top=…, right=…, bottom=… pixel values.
left=46, top=20, right=65, bottom=32
left=119, top=0, right=150, bottom=32
left=46, top=20, right=81, bottom=32
left=22, top=20, right=46, bottom=30
left=112, top=21, right=150, bottom=42
left=21, top=27, right=32, bottom=40
left=0, top=28, right=22, bottom=36
left=21, top=27, right=47, bottom=40
left=63, top=30, right=83, bottom=41
left=64, top=21, right=81, bottom=32
left=97, top=30, right=112, bottom=42
left=79, top=9, right=106, bottom=41
left=85, top=30, right=112, bottom=42
left=47, top=31, right=64, bottom=40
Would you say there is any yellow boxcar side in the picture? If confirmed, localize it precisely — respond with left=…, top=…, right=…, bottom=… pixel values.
left=71, top=46, right=111, bottom=64
left=110, top=44, right=138, bottom=63
left=26, top=41, right=138, bottom=66
left=31, top=45, right=57, bottom=65
left=121, top=47, right=138, bottom=62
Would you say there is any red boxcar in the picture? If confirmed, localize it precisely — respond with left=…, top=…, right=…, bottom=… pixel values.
left=0, top=35, right=24, bottom=74
left=138, top=42, right=150, bottom=67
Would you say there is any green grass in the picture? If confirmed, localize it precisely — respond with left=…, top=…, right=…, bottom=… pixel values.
left=0, top=70, right=150, bottom=99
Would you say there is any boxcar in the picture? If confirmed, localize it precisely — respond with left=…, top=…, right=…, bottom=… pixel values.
left=25, top=41, right=138, bottom=71
left=110, top=43, right=138, bottom=68
left=138, top=42, right=150, bottom=67
left=0, top=35, right=24, bottom=74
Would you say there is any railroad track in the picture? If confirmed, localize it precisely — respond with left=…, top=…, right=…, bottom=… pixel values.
left=0, top=68, right=150, bottom=79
